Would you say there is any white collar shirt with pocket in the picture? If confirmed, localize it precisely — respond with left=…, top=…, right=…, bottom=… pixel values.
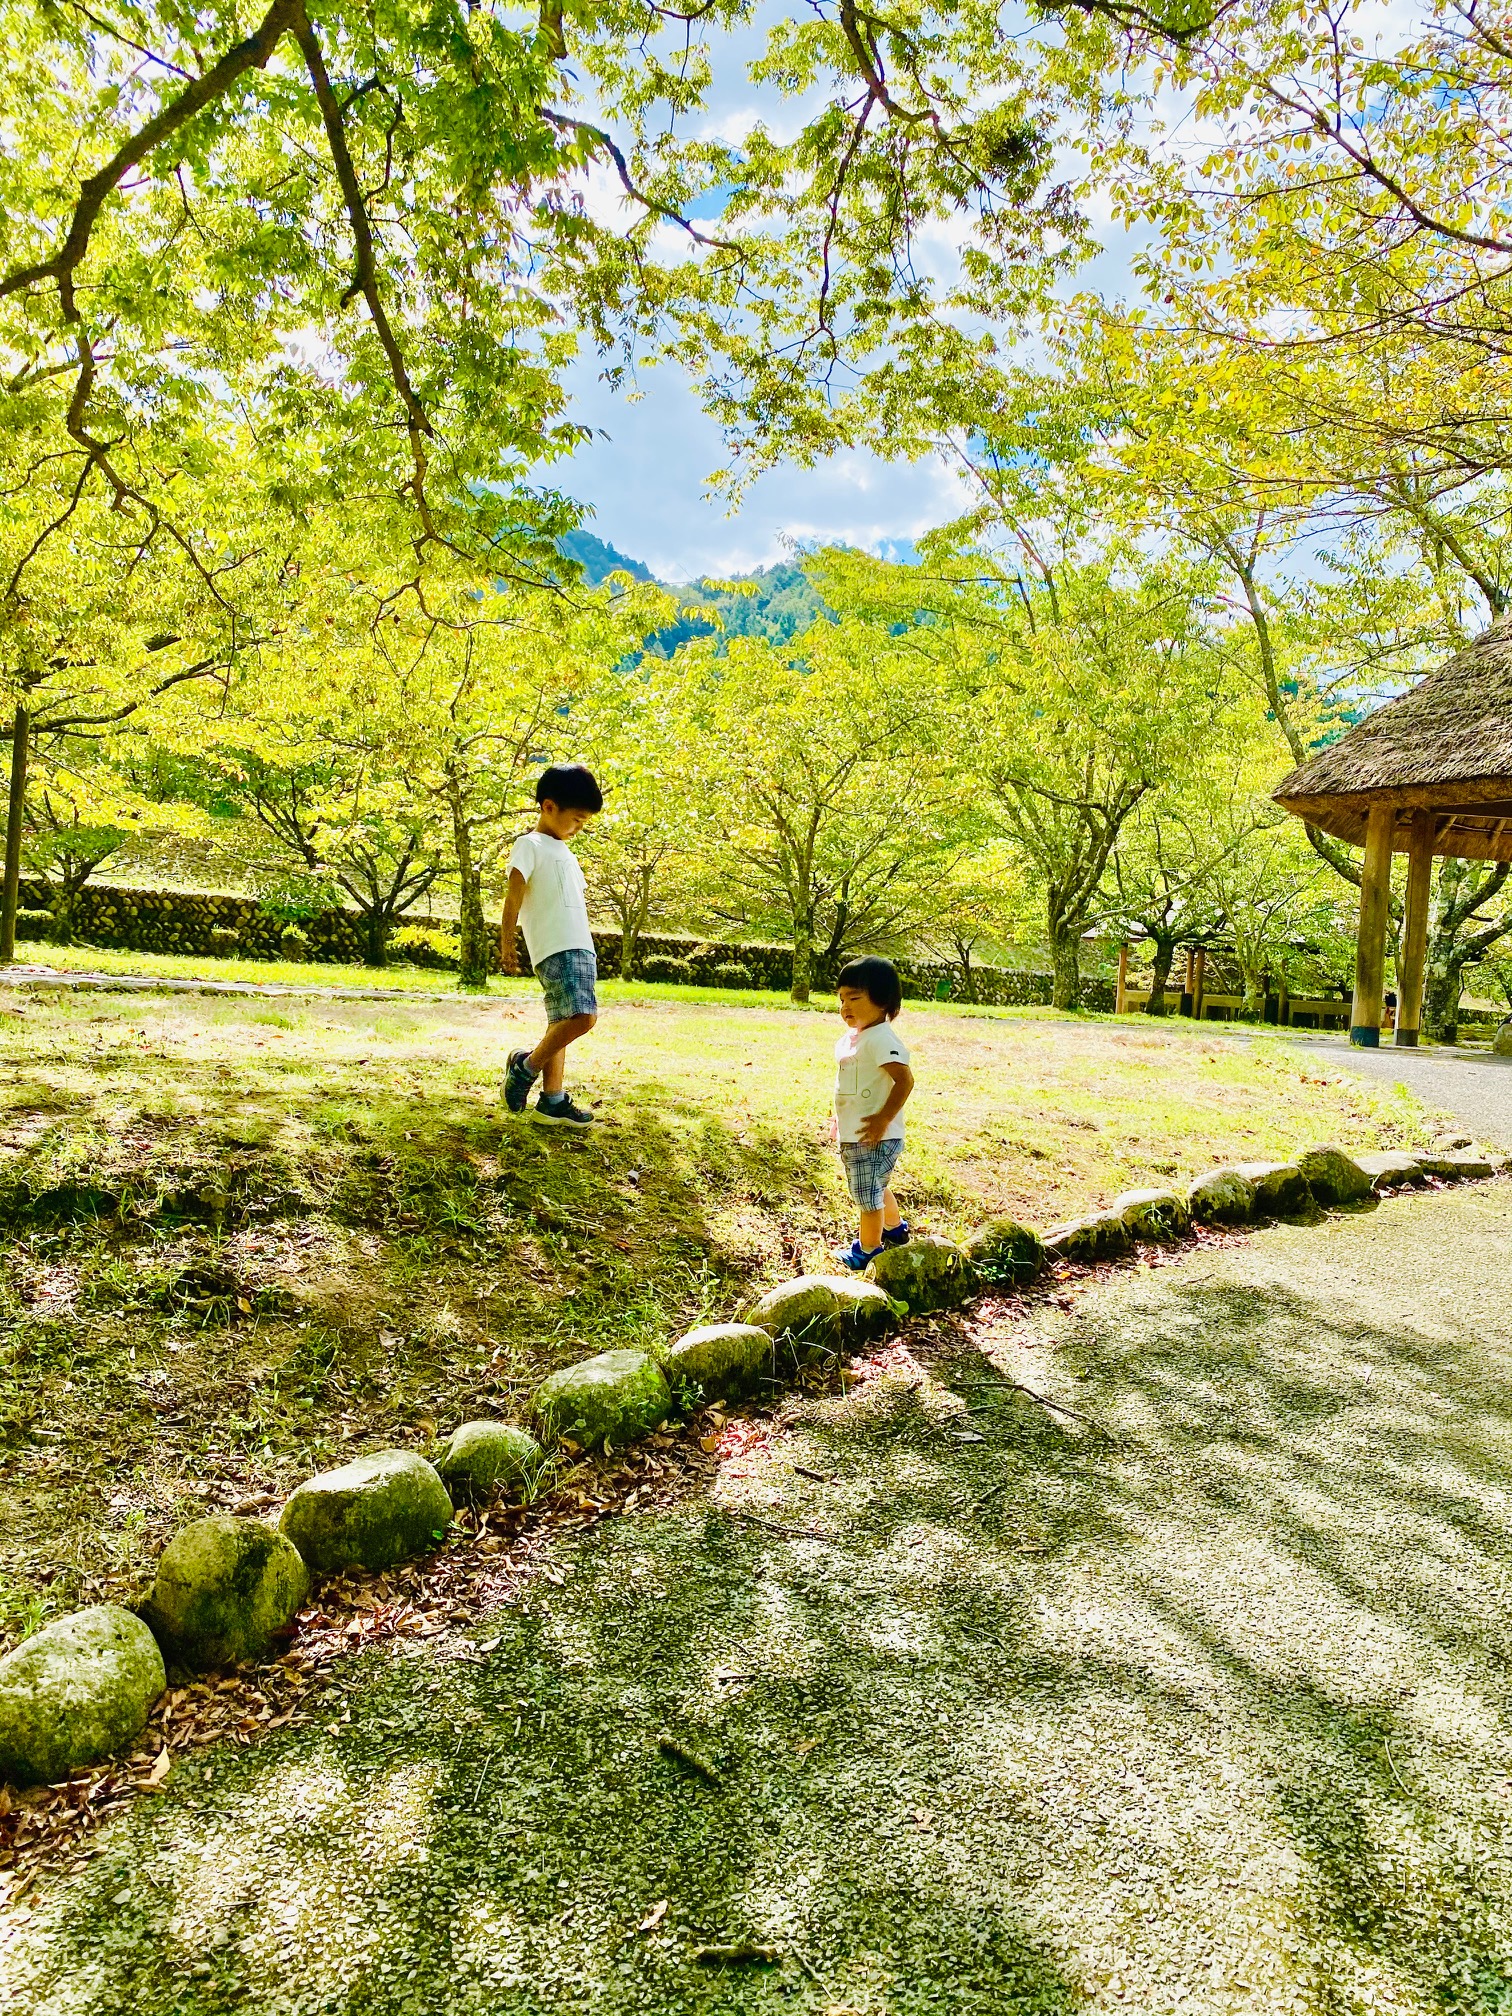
left=833, top=1021, right=910, bottom=1143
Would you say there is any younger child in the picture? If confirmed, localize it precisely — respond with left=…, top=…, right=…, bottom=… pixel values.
left=832, top=955, right=915, bottom=1271
left=500, top=764, right=603, bottom=1126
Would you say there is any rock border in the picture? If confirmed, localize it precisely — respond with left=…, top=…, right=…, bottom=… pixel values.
left=1, top=1131, right=1503, bottom=1788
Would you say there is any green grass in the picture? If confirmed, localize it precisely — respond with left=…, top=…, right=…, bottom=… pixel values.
left=0, top=986, right=1431, bottom=1654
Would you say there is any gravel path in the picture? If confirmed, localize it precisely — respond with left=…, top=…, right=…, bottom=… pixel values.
left=1284, top=1031, right=1512, bottom=1150
left=7, top=1182, right=1512, bottom=2015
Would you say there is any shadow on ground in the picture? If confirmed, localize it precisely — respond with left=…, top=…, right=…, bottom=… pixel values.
left=6, top=1186, right=1512, bottom=2015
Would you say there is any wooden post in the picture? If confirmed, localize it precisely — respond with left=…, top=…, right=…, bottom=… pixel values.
left=0, top=703, right=27, bottom=967
left=1180, top=946, right=1195, bottom=1016
left=1350, top=800, right=1395, bottom=1047
left=1192, top=947, right=1206, bottom=1021
left=1395, top=808, right=1434, bottom=1047
left=1115, top=941, right=1129, bottom=1015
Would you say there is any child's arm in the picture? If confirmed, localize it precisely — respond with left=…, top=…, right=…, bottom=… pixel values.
left=857, top=1062, right=914, bottom=1145
left=499, top=868, right=527, bottom=975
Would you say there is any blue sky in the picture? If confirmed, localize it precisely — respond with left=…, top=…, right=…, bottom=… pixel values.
left=561, top=354, right=975, bottom=581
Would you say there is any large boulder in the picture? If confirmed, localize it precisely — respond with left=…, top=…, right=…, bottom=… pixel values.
left=279, top=1450, right=453, bottom=1574
left=0, top=1606, right=165, bottom=1788
left=963, top=1218, right=1046, bottom=1286
left=744, top=1275, right=896, bottom=1354
left=533, top=1350, right=671, bottom=1450
left=1234, top=1160, right=1315, bottom=1218
left=1187, top=1168, right=1257, bottom=1227
left=145, top=1517, right=308, bottom=1671
left=434, top=1422, right=545, bottom=1503
left=664, top=1324, right=772, bottom=1401
left=1115, top=1188, right=1191, bottom=1243
left=1353, top=1150, right=1427, bottom=1191
left=1295, top=1144, right=1374, bottom=1206
left=1493, top=1023, right=1512, bottom=1057
left=1043, top=1209, right=1132, bottom=1264
left=866, top=1234, right=978, bottom=1313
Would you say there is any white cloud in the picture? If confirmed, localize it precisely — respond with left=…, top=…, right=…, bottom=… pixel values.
left=562, top=356, right=972, bottom=579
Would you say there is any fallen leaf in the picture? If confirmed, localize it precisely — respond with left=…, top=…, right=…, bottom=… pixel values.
left=639, top=1899, right=669, bottom=1932
left=146, top=1749, right=171, bottom=1786
left=700, top=1435, right=721, bottom=1454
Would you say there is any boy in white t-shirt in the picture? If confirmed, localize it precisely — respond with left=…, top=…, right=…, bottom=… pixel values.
left=499, top=764, right=602, bottom=1126
left=832, top=955, right=915, bottom=1271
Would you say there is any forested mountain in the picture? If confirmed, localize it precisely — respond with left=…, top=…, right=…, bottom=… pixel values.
left=556, top=533, right=832, bottom=653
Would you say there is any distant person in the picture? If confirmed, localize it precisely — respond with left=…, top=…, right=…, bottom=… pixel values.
left=832, top=955, right=915, bottom=1270
left=500, top=764, right=603, bottom=1126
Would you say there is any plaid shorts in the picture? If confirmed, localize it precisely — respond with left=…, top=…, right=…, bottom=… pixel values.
left=535, top=946, right=598, bottom=1023
left=840, top=1137, right=904, bottom=1212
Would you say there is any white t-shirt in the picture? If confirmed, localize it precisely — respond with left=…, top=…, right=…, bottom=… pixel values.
left=507, top=832, right=593, bottom=965
left=834, top=1020, right=911, bottom=1143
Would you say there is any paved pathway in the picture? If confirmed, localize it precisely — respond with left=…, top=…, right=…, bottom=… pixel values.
left=6, top=1183, right=1512, bottom=2015
left=1284, top=1028, right=1512, bottom=1149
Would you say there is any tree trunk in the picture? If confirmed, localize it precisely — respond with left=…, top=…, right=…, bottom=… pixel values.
left=1, top=704, right=27, bottom=966
left=446, top=771, right=490, bottom=991
left=1048, top=918, right=1080, bottom=1012
left=1143, top=936, right=1175, bottom=1016
left=791, top=918, right=813, bottom=1004
left=1422, top=857, right=1512, bottom=1042
left=1236, top=965, right=1266, bottom=1022
left=361, top=907, right=388, bottom=967
left=1422, top=938, right=1465, bottom=1043
left=49, top=888, right=74, bottom=946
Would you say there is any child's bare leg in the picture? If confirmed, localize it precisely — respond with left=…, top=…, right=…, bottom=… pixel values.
left=527, top=1013, right=596, bottom=1092
left=881, top=1187, right=903, bottom=1230
left=858, top=1206, right=884, bottom=1251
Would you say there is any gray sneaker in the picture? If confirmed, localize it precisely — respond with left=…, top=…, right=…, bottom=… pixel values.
left=532, top=1091, right=595, bottom=1127
left=503, top=1049, right=538, bottom=1113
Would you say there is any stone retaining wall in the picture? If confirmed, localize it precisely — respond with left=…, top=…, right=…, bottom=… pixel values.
left=14, top=876, right=1116, bottom=1008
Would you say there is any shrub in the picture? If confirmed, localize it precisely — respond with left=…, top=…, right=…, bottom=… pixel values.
left=279, top=925, right=311, bottom=962
left=713, top=961, right=753, bottom=990
left=640, top=955, right=695, bottom=985
left=207, top=926, right=241, bottom=958
left=391, top=924, right=460, bottom=971
left=14, top=908, right=53, bottom=944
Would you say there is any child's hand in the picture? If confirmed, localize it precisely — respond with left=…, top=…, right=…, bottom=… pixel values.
left=857, top=1114, right=889, bottom=1146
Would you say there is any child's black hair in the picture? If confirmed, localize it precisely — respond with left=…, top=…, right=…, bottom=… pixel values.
left=535, top=763, right=603, bottom=813
left=836, top=955, right=903, bottom=1019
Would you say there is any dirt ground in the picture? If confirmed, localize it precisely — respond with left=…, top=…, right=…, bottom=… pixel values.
left=5, top=1178, right=1512, bottom=2016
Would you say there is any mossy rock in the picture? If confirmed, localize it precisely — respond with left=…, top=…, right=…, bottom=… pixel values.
left=0, top=1605, right=165, bottom=1788
left=1114, top=1188, right=1191, bottom=1242
left=1438, top=1148, right=1497, bottom=1179
left=1353, top=1151, right=1427, bottom=1191
left=963, top=1218, right=1046, bottom=1285
left=1234, top=1160, right=1316, bottom=1218
left=1186, top=1168, right=1257, bottom=1227
left=533, top=1350, right=672, bottom=1450
left=1043, top=1209, right=1132, bottom=1263
left=434, top=1422, right=545, bottom=1503
left=1294, top=1145, right=1373, bottom=1207
left=664, top=1324, right=772, bottom=1401
left=865, top=1235, right=979, bottom=1313
left=744, top=1275, right=896, bottom=1355
left=145, top=1516, right=309, bottom=1671
left=279, top=1450, right=453, bottom=1574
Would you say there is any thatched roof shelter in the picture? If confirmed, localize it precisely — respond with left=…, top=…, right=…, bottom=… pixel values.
left=1275, top=617, right=1512, bottom=862
left=1273, top=616, right=1512, bottom=1046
